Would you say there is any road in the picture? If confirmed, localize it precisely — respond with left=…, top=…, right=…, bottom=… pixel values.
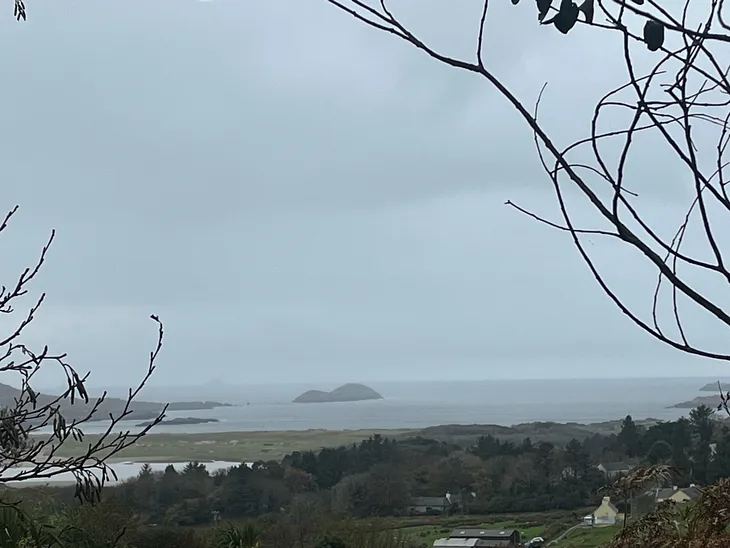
left=546, top=524, right=586, bottom=546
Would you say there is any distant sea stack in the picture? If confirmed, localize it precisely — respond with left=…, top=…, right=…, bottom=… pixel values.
left=293, top=383, right=383, bottom=404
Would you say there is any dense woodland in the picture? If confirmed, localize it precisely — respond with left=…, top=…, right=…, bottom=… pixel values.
left=87, top=404, right=727, bottom=524
left=4, top=404, right=727, bottom=548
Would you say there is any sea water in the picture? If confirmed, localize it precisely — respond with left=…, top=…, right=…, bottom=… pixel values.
left=41, top=377, right=718, bottom=435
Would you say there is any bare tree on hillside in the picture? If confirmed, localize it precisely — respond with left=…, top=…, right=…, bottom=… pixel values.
left=324, top=0, right=730, bottom=371
left=0, top=206, right=165, bottom=501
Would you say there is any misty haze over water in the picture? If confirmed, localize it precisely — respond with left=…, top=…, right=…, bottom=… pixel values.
left=59, top=377, right=716, bottom=435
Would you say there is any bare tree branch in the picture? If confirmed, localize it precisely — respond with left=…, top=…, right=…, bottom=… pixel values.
left=324, top=0, right=730, bottom=362
left=0, top=207, right=164, bottom=502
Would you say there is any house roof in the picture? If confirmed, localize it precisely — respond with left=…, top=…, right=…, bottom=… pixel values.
left=655, top=486, right=703, bottom=500
left=599, top=462, right=635, bottom=472
left=449, top=529, right=518, bottom=540
left=434, top=540, right=479, bottom=548
left=410, top=496, right=450, bottom=507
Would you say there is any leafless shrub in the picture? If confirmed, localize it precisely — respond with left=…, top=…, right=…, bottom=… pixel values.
left=0, top=206, right=165, bottom=502
left=613, top=465, right=677, bottom=496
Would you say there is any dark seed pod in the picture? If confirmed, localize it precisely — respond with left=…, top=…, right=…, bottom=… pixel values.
left=643, top=19, right=665, bottom=51
left=578, top=0, right=594, bottom=23
left=536, top=0, right=552, bottom=21
left=552, top=0, right=580, bottom=34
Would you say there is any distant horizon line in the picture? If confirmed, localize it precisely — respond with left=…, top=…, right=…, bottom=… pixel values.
left=40, top=374, right=729, bottom=390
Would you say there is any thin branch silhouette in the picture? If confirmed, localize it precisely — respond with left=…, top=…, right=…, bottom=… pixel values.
left=324, top=0, right=730, bottom=362
left=0, top=207, right=165, bottom=502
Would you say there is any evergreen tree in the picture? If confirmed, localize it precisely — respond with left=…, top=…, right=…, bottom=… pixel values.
left=709, top=426, right=730, bottom=482
left=690, top=405, right=716, bottom=484
left=618, top=415, right=640, bottom=457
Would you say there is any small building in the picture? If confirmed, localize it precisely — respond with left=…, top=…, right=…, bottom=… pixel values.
left=432, top=540, right=478, bottom=548
left=433, top=528, right=521, bottom=548
left=407, top=496, right=452, bottom=515
left=588, top=496, right=620, bottom=526
left=597, top=462, right=635, bottom=479
left=654, top=485, right=702, bottom=504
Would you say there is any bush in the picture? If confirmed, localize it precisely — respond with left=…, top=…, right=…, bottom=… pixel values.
left=316, top=535, right=349, bottom=548
left=127, top=527, right=210, bottom=548
left=541, top=522, right=571, bottom=541
left=212, top=522, right=262, bottom=548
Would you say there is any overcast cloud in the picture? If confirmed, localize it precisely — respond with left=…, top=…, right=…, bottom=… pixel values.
left=0, top=0, right=726, bottom=388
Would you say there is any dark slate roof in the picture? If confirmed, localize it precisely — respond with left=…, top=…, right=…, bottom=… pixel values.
left=449, top=529, right=519, bottom=540
left=409, top=496, right=450, bottom=507
left=683, top=486, right=703, bottom=499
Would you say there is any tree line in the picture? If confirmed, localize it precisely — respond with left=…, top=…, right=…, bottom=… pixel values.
left=11, top=405, right=726, bottom=530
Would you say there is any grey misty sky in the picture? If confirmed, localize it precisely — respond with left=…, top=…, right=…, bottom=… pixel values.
left=0, top=0, right=726, bottom=387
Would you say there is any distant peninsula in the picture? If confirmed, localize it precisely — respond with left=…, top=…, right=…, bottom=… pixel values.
left=700, top=382, right=730, bottom=392
left=670, top=395, right=721, bottom=409
left=0, top=383, right=234, bottom=425
left=136, top=417, right=220, bottom=427
left=293, top=383, right=383, bottom=404
left=166, top=401, right=232, bottom=411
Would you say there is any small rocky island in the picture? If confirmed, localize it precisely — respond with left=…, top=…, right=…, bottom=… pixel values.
left=135, top=417, right=220, bottom=427
left=293, top=383, right=383, bottom=404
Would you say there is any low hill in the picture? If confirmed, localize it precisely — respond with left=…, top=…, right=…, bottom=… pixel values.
left=0, top=383, right=232, bottom=424
left=408, top=418, right=661, bottom=447
left=293, top=383, right=383, bottom=403
left=135, top=417, right=220, bottom=427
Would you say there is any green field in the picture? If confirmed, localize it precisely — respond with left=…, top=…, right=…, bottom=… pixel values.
left=389, top=515, right=620, bottom=548
left=399, top=521, right=546, bottom=547
left=553, top=525, right=620, bottom=547
left=369, top=510, right=594, bottom=547
left=399, top=523, right=619, bottom=548
left=41, top=429, right=414, bottom=463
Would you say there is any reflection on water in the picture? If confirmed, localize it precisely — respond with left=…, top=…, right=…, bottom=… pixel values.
left=1, top=460, right=242, bottom=485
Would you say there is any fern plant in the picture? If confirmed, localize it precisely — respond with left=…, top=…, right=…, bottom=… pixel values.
left=212, top=522, right=261, bottom=548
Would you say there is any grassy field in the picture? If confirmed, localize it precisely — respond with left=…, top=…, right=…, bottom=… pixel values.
left=35, top=418, right=638, bottom=464
left=553, top=525, right=620, bottom=547
left=399, top=522, right=619, bottom=548
left=382, top=510, right=592, bottom=547
left=399, top=521, right=546, bottom=547
left=41, top=429, right=414, bottom=463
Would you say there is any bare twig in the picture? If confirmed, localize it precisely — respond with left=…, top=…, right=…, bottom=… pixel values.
left=324, top=0, right=730, bottom=362
left=0, top=208, right=164, bottom=501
